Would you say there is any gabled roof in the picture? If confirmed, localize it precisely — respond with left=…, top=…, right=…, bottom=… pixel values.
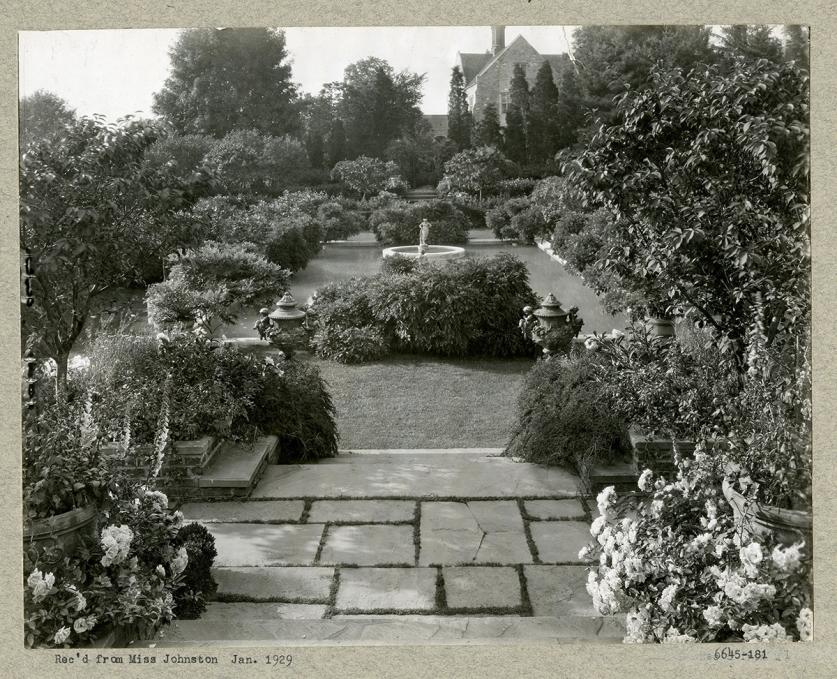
left=461, top=35, right=570, bottom=88
left=459, top=52, right=493, bottom=85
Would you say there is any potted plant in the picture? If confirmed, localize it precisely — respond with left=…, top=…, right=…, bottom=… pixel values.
left=23, top=391, right=114, bottom=558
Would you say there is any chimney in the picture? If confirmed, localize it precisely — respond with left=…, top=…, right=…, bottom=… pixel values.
left=491, top=26, right=506, bottom=55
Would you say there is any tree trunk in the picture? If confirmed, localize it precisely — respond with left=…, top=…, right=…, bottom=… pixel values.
left=55, top=351, right=69, bottom=394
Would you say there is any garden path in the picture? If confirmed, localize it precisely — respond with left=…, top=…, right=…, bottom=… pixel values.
left=140, top=450, right=624, bottom=646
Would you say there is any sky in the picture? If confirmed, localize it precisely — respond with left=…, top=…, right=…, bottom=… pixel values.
left=18, top=26, right=576, bottom=119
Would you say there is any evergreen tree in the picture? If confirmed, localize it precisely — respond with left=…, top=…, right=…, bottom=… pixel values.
left=528, top=61, right=560, bottom=164
left=783, top=25, right=810, bottom=71
left=476, top=102, right=503, bottom=148
left=19, top=90, right=76, bottom=149
left=719, top=25, right=784, bottom=64
left=326, top=118, right=347, bottom=168
left=447, top=66, right=473, bottom=150
left=504, top=64, right=530, bottom=165
left=554, top=64, right=585, bottom=151
left=153, top=28, right=299, bottom=137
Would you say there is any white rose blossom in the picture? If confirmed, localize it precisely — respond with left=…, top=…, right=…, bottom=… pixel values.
left=637, top=469, right=654, bottom=492
left=739, top=542, right=764, bottom=578
left=771, top=542, right=804, bottom=573
left=53, top=626, right=71, bottom=645
left=796, top=607, right=813, bottom=641
left=100, top=524, right=133, bottom=567
left=741, top=622, right=790, bottom=643
left=702, top=605, right=724, bottom=628
left=27, top=569, right=55, bottom=601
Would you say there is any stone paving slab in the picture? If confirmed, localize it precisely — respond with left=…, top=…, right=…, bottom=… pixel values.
left=252, top=455, right=580, bottom=499
left=199, top=602, right=327, bottom=620
left=308, top=500, right=416, bottom=523
left=213, top=566, right=335, bottom=601
left=336, top=567, right=436, bottom=611
left=524, top=565, right=599, bottom=617
left=529, top=521, right=591, bottom=563
left=419, top=502, right=532, bottom=565
left=207, top=523, right=324, bottom=566
left=319, top=525, right=415, bottom=566
left=524, top=499, right=587, bottom=520
left=180, top=500, right=305, bottom=523
left=443, top=567, right=521, bottom=609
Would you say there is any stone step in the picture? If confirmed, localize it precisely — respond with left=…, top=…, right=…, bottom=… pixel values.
left=251, top=452, right=581, bottom=499
left=137, top=614, right=625, bottom=646
left=199, top=436, right=278, bottom=492
left=325, top=448, right=505, bottom=464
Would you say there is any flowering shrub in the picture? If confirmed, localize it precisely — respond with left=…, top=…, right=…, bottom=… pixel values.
left=582, top=453, right=813, bottom=643
left=172, top=522, right=218, bottom=620
left=23, top=486, right=188, bottom=648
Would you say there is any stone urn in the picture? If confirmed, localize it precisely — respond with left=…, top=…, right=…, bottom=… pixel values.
left=646, top=316, right=676, bottom=338
left=269, top=292, right=306, bottom=330
left=531, top=294, right=583, bottom=356
left=23, top=505, right=97, bottom=559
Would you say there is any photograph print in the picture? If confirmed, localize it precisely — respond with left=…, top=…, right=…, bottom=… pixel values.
left=19, top=23, right=811, bottom=650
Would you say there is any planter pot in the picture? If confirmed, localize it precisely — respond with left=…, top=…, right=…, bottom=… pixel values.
left=646, top=317, right=675, bottom=337
left=23, top=505, right=97, bottom=558
left=722, top=477, right=813, bottom=547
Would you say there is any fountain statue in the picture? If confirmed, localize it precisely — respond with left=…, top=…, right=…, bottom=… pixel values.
left=381, top=217, right=465, bottom=261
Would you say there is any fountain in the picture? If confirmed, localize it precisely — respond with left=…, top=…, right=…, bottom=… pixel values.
left=381, top=218, right=465, bottom=261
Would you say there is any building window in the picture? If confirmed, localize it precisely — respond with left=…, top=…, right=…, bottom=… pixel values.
left=500, top=91, right=510, bottom=115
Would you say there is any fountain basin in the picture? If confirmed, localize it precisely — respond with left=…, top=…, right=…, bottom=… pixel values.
left=381, top=245, right=466, bottom=261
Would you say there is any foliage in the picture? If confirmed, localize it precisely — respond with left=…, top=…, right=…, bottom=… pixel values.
left=146, top=241, right=289, bottom=336
left=505, top=352, right=629, bottom=477
left=783, top=26, right=809, bottom=72
left=563, top=59, right=810, bottom=362
left=23, top=391, right=116, bottom=520
left=370, top=200, right=469, bottom=245
left=447, top=66, right=472, bottom=151
left=380, top=253, right=420, bottom=275
left=203, top=129, right=310, bottom=197
left=142, top=133, right=213, bottom=179
left=503, top=64, right=530, bottom=165
left=312, top=325, right=390, bottom=364
left=265, top=215, right=321, bottom=272
left=528, top=60, right=562, bottom=164
left=20, top=116, right=200, bottom=385
left=19, top=90, right=77, bottom=149
left=331, top=156, right=404, bottom=199
left=316, top=201, right=367, bottom=241
left=592, top=324, right=739, bottom=441
left=438, top=146, right=511, bottom=199
left=336, top=57, right=426, bottom=158
left=310, top=254, right=539, bottom=361
left=583, top=461, right=812, bottom=643
left=266, top=326, right=311, bottom=359
left=23, top=486, right=188, bottom=648
left=152, top=28, right=298, bottom=137
left=486, top=197, right=550, bottom=244
left=475, top=103, right=503, bottom=148
left=173, top=522, right=217, bottom=619
left=718, top=25, right=784, bottom=64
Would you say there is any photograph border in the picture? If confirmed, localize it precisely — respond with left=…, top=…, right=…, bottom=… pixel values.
left=2, top=2, right=836, bottom=677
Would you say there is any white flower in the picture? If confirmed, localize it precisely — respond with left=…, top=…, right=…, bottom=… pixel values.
left=578, top=544, right=594, bottom=561
left=662, top=627, right=697, bottom=643
left=155, top=565, right=166, bottom=579
left=742, top=622, right=790, bottom=642
left=27, top=569, right=55, bottom=601
left=739, top=542, right=764, bottom=578
left=73, top=616, right=96, bottom=633
left=702, top=605, right=724, bottom=628
left=100, top=524, right=133, bottom=567
left=143, top=489, right=169, bottom=509
left=659, top=583, right=678, bottom=612
left=590, top=516, right=607, bottom=537
left=170, top=546, right=189, bottom=577
left=796, top=607, right=813, bottom=641
left=597, top=486, right=617, bottom=517
left=689, top=532, right=713, bottom=553
left=624, top=606, right=650, bottom=644
left=771, top=542, right=804, bottom=573
left=637, top=469, right=654, bottom=492
left=53, top=626, right=71, bottom=645
left=650, top=500, right=664, bottom=517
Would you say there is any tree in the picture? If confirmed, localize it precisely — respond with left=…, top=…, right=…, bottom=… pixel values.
left=202, top=129, right=309, bottom=197
left=554, top=63, right=585, bottom=151
left=783, top=25, right=809, bottom=72
left=528, top=61, right=560, bottom=164
left=326, top=118, right=347, bottom=168
left=19, top=90, right=76, bottom=149
left=447, top=66, right=472, bottom=151
left=503, top=64, right=530, bottom=165
left=718, top=25, right=784, bottom=64
left=20, top=117, right=199, bottom=385
left=563, top=60, right=809, bottom=361
left=337, top=57, right=425, bottom=158
left=439, top=146, right=511, bottom=200
left=571, top=26, right=716, bottom=127
left=475, top=102, right=503, bottom=148
left=153, top=28, right=299, bottom=137
left=330, top=156, right=404, bottom=199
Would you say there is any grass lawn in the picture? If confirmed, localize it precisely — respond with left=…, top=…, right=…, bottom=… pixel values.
left=302, top=354, right=535, bottom=450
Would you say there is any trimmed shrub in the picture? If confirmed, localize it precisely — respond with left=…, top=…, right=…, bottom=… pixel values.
left=370, top=200, right=469, bottom=245
left=504, top=352, right=630, bottom=478
left=317, top=201, right=367, bottom=241
left=173, top=522, right=218, bottom=620
left=312, top=325, right=390, bottom=364
left=486, top=197, right=550, bottom=243
left=266, top=218, right=316, bottom=272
